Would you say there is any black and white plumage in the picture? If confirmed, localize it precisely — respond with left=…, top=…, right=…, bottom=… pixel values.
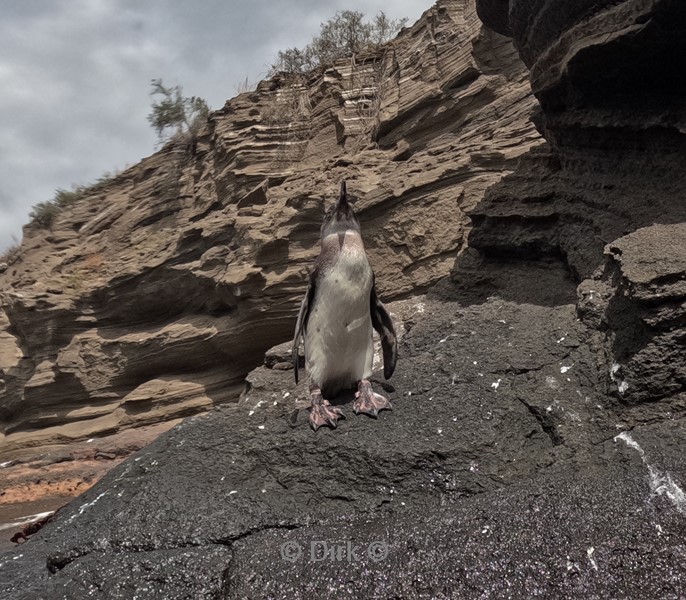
left=292, top=180, right=397, bottom=431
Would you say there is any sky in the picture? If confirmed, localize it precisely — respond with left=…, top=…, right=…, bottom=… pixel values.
left=0, top=0, right=432, bottom=252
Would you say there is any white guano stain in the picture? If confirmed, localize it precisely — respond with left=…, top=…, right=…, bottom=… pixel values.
left=0, top=511, right=54, bottom=532
left=545, top=376, right=560, bottom=389
left=610, top=363, right=629, bottom=395
left=615, top=432, right=686, bottom=513
left=587, top=547, right=598, bottom=571
left=66, top=492, right=108, bottom=523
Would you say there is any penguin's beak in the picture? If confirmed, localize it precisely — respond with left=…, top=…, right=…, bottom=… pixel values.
left=336, top=180, right=348, bottom=211
left=320, top=179, right=360, bottom=237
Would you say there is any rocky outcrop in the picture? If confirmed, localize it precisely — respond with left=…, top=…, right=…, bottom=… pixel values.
left=2, top=1, right=686, bottom=597
left=0, top=0, right=541, bottom=456
left=579, top=223, right=686, bottom=403
left=471, top=0, right=686, bottom=265
left=3, top=281, right=686, bottom=598
left=468, top=0, right=686, bottom=401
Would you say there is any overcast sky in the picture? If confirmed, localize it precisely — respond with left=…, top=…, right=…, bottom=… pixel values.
left=0, top=0, right=431, bottom=252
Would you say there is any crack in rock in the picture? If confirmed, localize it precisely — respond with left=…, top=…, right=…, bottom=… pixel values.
left=517, top=397, right=563, bottom=446
left=46, top=523, right=304, bottom=574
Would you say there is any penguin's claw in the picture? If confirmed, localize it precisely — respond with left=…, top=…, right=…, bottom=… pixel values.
left=309, top=398, right=345, bottom=431
left=354, top=380, right=393, bottom=418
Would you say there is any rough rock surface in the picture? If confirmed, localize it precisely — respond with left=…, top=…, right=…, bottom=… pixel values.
left=0, top=0, right=540, bottom=456
left=578, top=224, right=686, bottom=404
left=469, top=0, right=686, bottom=276
left=2, top=278, right=686, bottom=598
left=467, top=0, right=686, bottom=399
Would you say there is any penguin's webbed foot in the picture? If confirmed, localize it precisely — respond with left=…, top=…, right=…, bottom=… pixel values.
left=309, top=391, right=345, bottom=431
left=354, top=379, right=392, bottom=418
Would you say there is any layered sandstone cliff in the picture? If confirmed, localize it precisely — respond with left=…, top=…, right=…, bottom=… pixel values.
left=0, top=0, right=541, bottom=455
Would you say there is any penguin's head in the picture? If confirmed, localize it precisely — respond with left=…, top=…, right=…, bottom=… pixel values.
left=320, top=180, right=361, bottom=238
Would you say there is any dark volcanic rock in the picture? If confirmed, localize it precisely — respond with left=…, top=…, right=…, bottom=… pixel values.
left=227, top=441, right=686, bottom=599
left=3, top=271, right=686, bottom=598
left=579, top=223, right=686, bottom=403
left=469, top=0, right=686, bottom=283
left=459, top=137, right=686, bottom=283
left=467, top=0, right=686, bottom=414
left=478, top=0, right=686, bottom=109
left=43, top=547, right=232, bottom=600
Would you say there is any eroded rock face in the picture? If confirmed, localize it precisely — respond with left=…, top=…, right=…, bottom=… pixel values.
left=467, top=0, right=686, bottom=404
left=579, top=224, right=686, bottom=403
left=0, top=0, right=541, bottom=455
left=470, top=0, right=686, bottom=268
left=477, top=0, right=686, bottom=106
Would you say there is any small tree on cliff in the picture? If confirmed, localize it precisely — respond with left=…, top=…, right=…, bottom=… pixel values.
left=147, top=79, right=209, bottom=144
left=270, top=10, right=408, bottom=74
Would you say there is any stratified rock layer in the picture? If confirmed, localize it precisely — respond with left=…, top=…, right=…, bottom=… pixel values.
left=0, top=0, right=541, bottom=455
left=469, top=0, right=686, bottom=402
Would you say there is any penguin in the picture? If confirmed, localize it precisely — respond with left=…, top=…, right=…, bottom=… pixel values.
left=292, top=180, right=397, bottom=431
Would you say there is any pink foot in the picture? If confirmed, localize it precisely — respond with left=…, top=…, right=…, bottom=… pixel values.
left=353, top=380, right=392, bottom=418
left=309, top=390, right=345, bottom=431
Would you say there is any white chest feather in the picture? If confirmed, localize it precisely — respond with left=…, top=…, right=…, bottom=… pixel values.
left=305, top=242, right=374, bottom=391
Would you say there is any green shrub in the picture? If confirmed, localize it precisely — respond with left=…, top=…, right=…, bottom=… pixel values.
left=147, top=79, right=210, bottom=144
left=270, top=10, right=407, bottom=75
left=234, top=77, right=256, bottom=94
left=29, top=201, right=61, bottom=228
left=28, top=171, right=119, bottom=229
left=0, top=236, right=21, bottom=266
left=53, top=188, right=82, bottom=208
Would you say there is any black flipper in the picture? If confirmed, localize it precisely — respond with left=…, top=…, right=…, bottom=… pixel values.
left=292, top=269, right=317, bottom=384
left=370, top=276, right=397, bottom=379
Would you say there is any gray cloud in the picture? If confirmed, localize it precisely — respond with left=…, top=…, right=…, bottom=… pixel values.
left=0, top=0, right=431, bottom=252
